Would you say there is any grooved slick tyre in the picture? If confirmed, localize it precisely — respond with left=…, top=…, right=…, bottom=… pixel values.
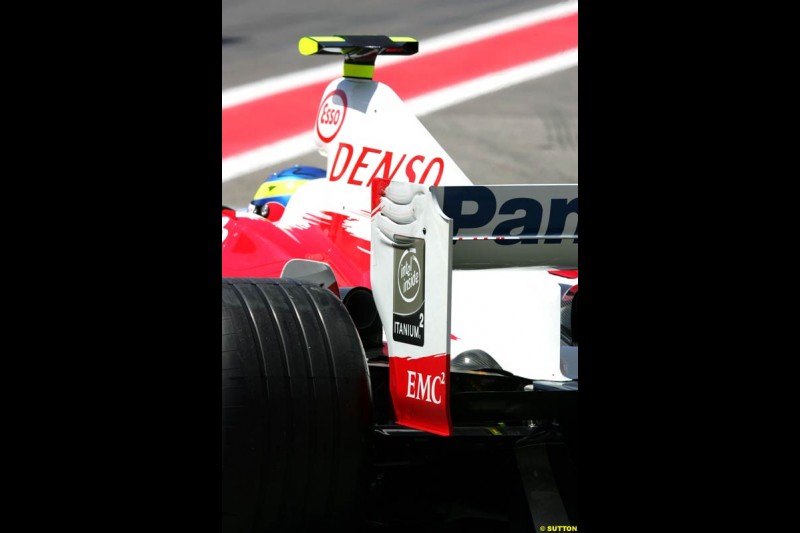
left=222, top=278, right=373, bottom=533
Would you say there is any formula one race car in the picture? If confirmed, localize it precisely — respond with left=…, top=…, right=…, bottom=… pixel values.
left=222, top=35, right=578, bottom=532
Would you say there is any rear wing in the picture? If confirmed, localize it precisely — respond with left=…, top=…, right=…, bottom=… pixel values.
left=370, top=180, right=578, bottom=436
left=433, top=185, right=578, bottom=268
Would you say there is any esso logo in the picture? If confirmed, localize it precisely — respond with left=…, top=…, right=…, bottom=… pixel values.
left=316, top=89, right=347, bottom=143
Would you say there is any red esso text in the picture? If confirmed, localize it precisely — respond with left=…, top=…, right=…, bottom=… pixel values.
left=316, top=90, right=347, bottom=143
left=319, top=102, right=340, bottom=125
left=329, top=142, right=444, bottom=186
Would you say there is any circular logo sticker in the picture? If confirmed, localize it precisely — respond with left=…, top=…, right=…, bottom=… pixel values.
left=316, top=89, right=347, bottom=143
left=397, top=249, right=422, bottom=303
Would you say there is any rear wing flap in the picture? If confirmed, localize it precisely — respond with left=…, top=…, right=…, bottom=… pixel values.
left=432, top=184, right=578, bottom=269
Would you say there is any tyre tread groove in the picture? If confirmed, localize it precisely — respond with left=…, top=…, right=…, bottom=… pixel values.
left=275, top=281, right=315, bottom=528
left=222, top=278, right=372, bottom=533
left=299, top=284, right=341, bottom=520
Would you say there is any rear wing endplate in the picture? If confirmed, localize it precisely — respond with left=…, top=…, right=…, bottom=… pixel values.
left=371, top=180, right=578, bottom=436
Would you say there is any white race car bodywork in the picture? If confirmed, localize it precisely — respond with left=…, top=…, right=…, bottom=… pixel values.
left=450, top=266, right=576, bottom=381
left=279, top=79, right=579, bottom=385
left=280, top=36, right=578, bottom=435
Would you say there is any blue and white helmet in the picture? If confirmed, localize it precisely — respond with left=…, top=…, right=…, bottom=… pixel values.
left=248, top=165, right=326, bottom=220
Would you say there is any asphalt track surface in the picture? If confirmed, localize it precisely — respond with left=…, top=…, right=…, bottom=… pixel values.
left=222, top=1, right=578, bottom=530
left=222, top=0, right=578, bottom=210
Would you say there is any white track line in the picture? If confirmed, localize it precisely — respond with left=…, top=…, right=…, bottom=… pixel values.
left=408, top=49, right=578, bottom=119
left=221, top=49, right=577, bottom=183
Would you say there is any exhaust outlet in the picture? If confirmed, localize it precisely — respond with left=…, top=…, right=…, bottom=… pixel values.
left=341, top=287, right=383, bottom=350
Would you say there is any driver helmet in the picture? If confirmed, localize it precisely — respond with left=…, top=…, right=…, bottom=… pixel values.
left=248, top=165, right=326, bottom=221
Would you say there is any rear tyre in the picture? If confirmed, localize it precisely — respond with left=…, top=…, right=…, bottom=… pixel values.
left=222, top=278, right=373, bottom=533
